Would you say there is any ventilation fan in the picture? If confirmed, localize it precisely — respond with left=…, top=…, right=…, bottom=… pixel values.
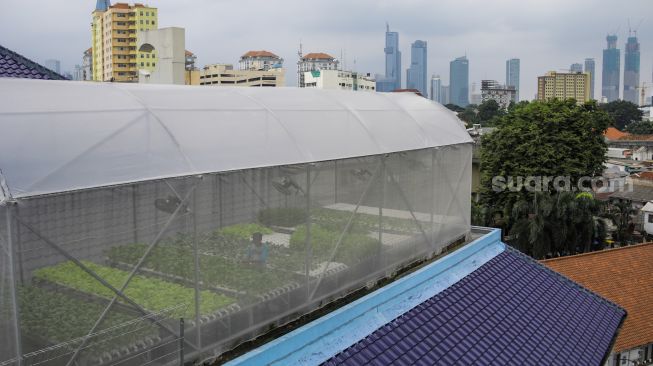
left=350, top=169, right=373, bottom=182
left=154, top=195, right=188, bottom=214
left=272, top=176, right=305, bottom=196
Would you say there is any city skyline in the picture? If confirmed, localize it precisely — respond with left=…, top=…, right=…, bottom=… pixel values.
left=1, top=0, right=652, bottom=100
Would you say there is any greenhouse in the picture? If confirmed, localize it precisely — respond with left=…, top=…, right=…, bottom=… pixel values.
left=0, top=78, right=472, bottom=365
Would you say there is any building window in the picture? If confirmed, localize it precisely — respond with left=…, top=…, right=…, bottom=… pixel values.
left=152, top=21, right=155, bottom=25
left=140, top=20, right=143, bottom=24
left=152, top=63, right=155, bottom=67
left=141, top=62, right=144, bottom=66
left=648, top=215, right=653, bottom=224
left=146, top=62, right=150, bottom=66
left=146, top=20, right=149, bottom=24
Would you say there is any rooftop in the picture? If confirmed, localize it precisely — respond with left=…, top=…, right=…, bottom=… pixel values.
left=543, top=243, right=653, bottom=352
left=605, top=127, right=628, bottom=141
left=228, top=229, right=625, bottom=366
left=302, top=52, right=336, bottom=60
left=241, top=50, right=280, bottom=59
left=0, top=45, right=66, bottom=80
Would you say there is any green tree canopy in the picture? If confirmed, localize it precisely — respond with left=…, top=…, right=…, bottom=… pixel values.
left=625, top=120, right=653, bottom=135
left=479, top=99, right=610, bottom=210
left=476, top=99, right=505, bottom=126
left=599, top=100, right=643, bottom=130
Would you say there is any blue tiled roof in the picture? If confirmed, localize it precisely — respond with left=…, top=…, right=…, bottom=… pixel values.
left=0, top=45, right=67, bottom=80
left=323, top=248, right=626, bottom=366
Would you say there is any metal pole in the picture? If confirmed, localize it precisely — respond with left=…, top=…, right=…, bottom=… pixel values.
left=305, top=164, right=312, bottom=300
left=430, top=149, right=437, bottom=250
left=179, top=318, right=185, bottom=366
left=6, top=203, right=23, bottom=366
left=378, top=157, right=385, bottom=262
left=385, top=166, right=430, bottom=246
left=192, top=182, right=202, bottom=348
left=334, top=160, right=338, bottom=204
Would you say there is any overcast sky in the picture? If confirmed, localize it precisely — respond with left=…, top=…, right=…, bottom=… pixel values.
left=1, top=0, right=651, bottom=100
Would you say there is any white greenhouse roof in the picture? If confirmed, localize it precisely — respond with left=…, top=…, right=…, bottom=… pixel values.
left=0, top=78, right=472, bottom=199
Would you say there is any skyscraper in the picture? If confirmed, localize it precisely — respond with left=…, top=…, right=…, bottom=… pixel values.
left=505, top=58, right=520, bottom=101
left=406, top=40, right=427, bottom=97
left=570, top=63, right=583, bottom=73
left=430, top=75, right=441, bottom=103
left=623, top=34, right=641, bottom=104
left=584, top=58, right=595, bottom=99
left=450, top=56, right=469, bottom=107
left=602, top=34, right=620, bottom=102
left=376, top=24, right=401, bottom=92
left=44, top=59, right=61, bottom=74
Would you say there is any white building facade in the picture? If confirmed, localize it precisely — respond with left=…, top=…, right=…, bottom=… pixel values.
left=302, top=69, right=375, bottom=91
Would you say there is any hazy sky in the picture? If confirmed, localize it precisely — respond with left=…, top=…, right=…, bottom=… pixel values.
left=1, top=0, right=652, bottom=100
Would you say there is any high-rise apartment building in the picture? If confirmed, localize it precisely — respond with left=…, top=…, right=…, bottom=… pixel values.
left=441, top=85, right=450, bottom=105
left=91, top=1, right=159, bottom=82
left=505, top=58, right=520, bottom=101
left=623, top=34, right=641, bottom=104
left=602, top=34, right=620, bottom=102
left=450, top=56, right=469, bottom=107
left=406, top=40, right=427, bottom=97
left=430, top=75, right=442, bottom=103
left=376, top=24, right=401, bottom=92
left=584, top=58, right=595, bottom=100
left=570, top=63, right=583, bottom=73
left=537, top=71, right=590, bottom=103
left=297, top=52, right=339, bottom=87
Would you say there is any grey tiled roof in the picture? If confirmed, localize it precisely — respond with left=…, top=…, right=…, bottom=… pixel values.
left=0, top=45, right=67, bottom=80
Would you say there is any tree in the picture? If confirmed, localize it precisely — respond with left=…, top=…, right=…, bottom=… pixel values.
left=444, top=103, right=464, bottom=113
left=457, top=107, right=478, bottom=125
left=476, top=99, right=505, bottom=126
left=480, top=99, right=610, bottom=210
left=599, top=100, right=643, bottom=130
left=625, top=121, right=653, bottom=135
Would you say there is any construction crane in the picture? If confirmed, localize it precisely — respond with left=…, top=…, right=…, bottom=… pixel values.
left=635, top=82, right=651, bottom=106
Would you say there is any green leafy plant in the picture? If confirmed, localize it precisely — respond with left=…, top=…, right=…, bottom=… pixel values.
left=33, top=261, right=235, bottom=318
left=18, top=286, right=159, bottom=355
left=289, top=225, right=381, bottom=265
left=257, top=207, right=307, bottom=227
left=215, top=223, right=273, bottom=241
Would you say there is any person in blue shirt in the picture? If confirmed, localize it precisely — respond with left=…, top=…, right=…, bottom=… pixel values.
left=245, top=232, right=269, bottom=266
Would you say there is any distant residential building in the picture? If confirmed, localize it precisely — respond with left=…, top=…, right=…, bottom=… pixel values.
left=505, top=58, right=520, bottom=101
left=450, top=56, right=469, bottom=107
left=570, top=63, right=583, bottom=73
left=406, top=40, right=427, bottom=97
left=239, top=50, right=283, bottom=71
left=623, top=34, right=641, bottom=104
left=82, top=48, right=92, bottom=81
left=199, top=64, right=285, bottom=87
left=602, top=34, right=621, bottom=102
left=471, top=93, right=482, bottom=106
left=303, top=69, right=375, bottom=91
left=297, top=52, right=338, bottom=88
left=91, top=2, right=159, bottom=82
left=430, top=75, right=442, bottom=103
left=184, top=50, right=199, bottom=85
left=537, top=71, right=590, bottom=103
left=44, top=59, right=61, bottom=74
left=377, top=24, right=401, bottom=92
left=185, top=50, right=197, bottom=71
left=0, top=45, right=66, bottom=80
left=584, top=58, right=595, bottom=99
left=481, top=80, right=517, bottom=109
left=72, top=65, right=84, bottom=81
left=441, top=85, right=450, bottom=105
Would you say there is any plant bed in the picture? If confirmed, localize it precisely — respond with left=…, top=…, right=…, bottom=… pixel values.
left=33, top=260, right=236, bottom=319
left=105, top=244, right=302, bottom=298
left=17, top=286, right=162, bottom=365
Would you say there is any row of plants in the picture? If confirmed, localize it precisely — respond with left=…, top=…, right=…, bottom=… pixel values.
left=105, top=244, right=299, bottom=295
left=18, top=286, right=159, bottom=355
left=33, top=261, right=235, bottom=318
left=289, top=225, right=381, bottom=265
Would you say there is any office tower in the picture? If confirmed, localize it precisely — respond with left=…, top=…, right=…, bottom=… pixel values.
left=44, top=59, right=61, bottom=74
left=406, top=40, right=427, bottom=97
left=441, top=85, right=450, bottom=105
left=537, top=71, right=590, bottom=103
left=584, top=58, right=595, bottom=99
left=623, top=34, right=641, bottom=104
left=430, top=75, right=442, bottom=103
left=450, top=56, right=469, bottom=107
left=297, top=52, right=339, bottom=87
left=505, top=58, right=520, bottom=101
left=570, top=63, right=583, bottom=73
left=376, top=24, right=401, bottom=92
left=602, top=34, right=620, bottom=102
left=91, top=1, right=159, bottom=82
